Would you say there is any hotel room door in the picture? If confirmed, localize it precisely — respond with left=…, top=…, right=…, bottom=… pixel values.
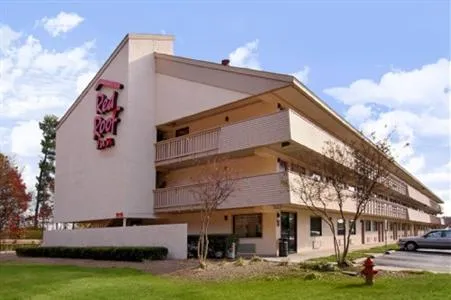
left=281, top=212, right=297, bottom=253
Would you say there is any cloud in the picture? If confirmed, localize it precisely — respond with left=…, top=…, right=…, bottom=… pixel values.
left=324, top=58, right=451, bottom=214
left=2, top=18, right=98, bottom=192
left=0, top=35, right=97, bottom=119
left=229, top=39, right=261, bottom=70
left=292, top=66, right=310, bottom=84
left=324, top=58, right=450, bottom=112
left=345, top=104, right=373, bottom=123
left=0, top=127, right=11, bottom=152
left=404, top=155, right=426, bottom=174
left=11, top=120, right=42, bottom=157
left=0, top=24, right=21, bottom=52
left=36, top=12, right=84, bottom=37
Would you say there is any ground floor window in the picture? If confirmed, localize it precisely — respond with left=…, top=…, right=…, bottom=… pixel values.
left=372, top=221, right=378, bottom=232
left=337, top=219, right=345, bottom=235
left=310, top=217, right=322, bottom=236
left=349, top=220, right=356, bottom=235
left=233, top=214, right=262, bottom=238
left=365, top=220, right=371, bottom=232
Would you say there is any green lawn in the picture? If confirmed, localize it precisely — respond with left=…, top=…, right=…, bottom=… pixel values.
left=308, top=244, right=399, bottom=263
left=1, top=264, right=450, bottom=300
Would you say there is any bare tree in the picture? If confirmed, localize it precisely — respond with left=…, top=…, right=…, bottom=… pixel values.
left=285, top=133, right=395, bottom=266
left=190, top=156, right=238, bottom=268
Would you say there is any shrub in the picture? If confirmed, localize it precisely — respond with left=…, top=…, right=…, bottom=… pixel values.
left=234, top=257, right=245, bottom=266
left=299, top=261, right=338, bottom=272
left=187, top=234, right=240, bottom=259
left=15, top=246, right=168, bottom=262
left=250, top=255, right=263, bottom=263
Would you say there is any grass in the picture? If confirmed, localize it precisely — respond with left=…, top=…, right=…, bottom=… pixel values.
left=308, top=244, right=399, bottom=263
left=1, top=263, right=450, bottom=300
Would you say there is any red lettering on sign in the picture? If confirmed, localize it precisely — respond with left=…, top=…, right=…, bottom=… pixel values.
left=93, top=80, right=124, bottom=150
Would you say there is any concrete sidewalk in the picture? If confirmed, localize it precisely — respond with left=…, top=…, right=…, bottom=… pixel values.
left=263, top=242, right=393, bottom=263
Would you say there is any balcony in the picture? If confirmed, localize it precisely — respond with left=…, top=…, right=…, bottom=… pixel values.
left=155, top=128, right=220, bottom=163
left=407, top=208, right=440, bottom=224
left=155, top=110, right=291, bottom=166
left=154, top=171, right=423, bottom=222
left=154, top=109, right=439, bottom=213
left=364, top=198, right=408, bottom=220
left=154, top=172, right=289, bottom=211
left=387, top=176, right=408, bottom=196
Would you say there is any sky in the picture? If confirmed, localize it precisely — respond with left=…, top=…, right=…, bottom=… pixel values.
left=0, top=1, right=450, bottom=215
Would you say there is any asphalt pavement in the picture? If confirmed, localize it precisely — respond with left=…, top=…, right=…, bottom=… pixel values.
left=374, top=249, right=451, bottom=273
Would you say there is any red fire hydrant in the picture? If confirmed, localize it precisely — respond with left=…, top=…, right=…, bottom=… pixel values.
left=361, top=257, right=378, bottom=285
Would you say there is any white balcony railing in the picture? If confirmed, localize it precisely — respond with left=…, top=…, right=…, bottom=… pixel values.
left=154, top=109, right=437, bottom=213
left=154, top=172, right=289, bottom=211
left=364, top=198, right=408, bottom=220
left=155, top=128, right=220, bottom=162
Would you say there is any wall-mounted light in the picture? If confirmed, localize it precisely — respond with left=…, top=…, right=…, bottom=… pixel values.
left=276, top=212, right=280, bottom=227
left=224, top=215, right=228, bottom=221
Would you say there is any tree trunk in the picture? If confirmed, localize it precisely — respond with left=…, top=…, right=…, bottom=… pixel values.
left=33, top=153, right=47, bottom=228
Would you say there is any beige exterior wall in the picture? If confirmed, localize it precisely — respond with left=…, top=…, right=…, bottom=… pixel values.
left=407, top=185, right=432, bottom=207
left=55, top=36, right=174, bottom=223
left=43, top=224, right=187, bottom=259
left=164, top=155, right=277, bottom=187
left=155, top=74, right=250, bottom=125
left=55, top=42, right=131, bottom=223
left=156, top=206, right=418, bottom=256
left=163, top=101, right=277, bottom=139
left=158, top=209, right=278, bottom=256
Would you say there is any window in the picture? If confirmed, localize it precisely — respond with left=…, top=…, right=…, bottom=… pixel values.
left=233, top=214, right=262, bottom=238
left=389, top=222, right=393, bottom=231
left=443, top=230, right=451, bottom=238
left=337, top=219, right=345, bottom=235
left=310, top=217, right=322, bottom=236
left=175, top=126, right=189, bottom=137
left=424, top=231, right=442, bottom=239
left=349, top=220, right=356, bottom=235
left=372, top=221, right=378, bottom=232
left=365, top=220, right=372, bottom=232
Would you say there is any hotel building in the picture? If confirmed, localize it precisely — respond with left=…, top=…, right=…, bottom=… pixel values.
left=50, top=34, right=443, bottom=257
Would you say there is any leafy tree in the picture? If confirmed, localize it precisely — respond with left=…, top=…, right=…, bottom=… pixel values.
left=190, top=156, right=238, bottom=268
left=34, top=115, right=58, bottom=228
left=285, top=133, right=395, bottom=266
left=0, top=153, right=31, bottom=237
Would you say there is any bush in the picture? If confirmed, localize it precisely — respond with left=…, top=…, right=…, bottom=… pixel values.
left=15, top=246, right=168, bottom=262
left=187, top=234, right=239, bottom=259
left=0, top=243, right=38, bottom=252
left=299, top=261, right=338, bottom=272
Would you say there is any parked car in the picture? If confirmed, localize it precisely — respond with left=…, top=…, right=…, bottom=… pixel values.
left=398, top=229, right=451, bottom=251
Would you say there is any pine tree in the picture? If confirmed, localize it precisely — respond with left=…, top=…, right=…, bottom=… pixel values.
left=34, top=115, right=58, bottom=228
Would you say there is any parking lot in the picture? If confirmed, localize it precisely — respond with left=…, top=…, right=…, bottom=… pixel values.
left=375, top=249, right=451, bottom=273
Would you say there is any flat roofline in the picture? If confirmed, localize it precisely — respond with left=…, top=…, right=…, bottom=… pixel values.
left=291, top=79, right=443, bottom=204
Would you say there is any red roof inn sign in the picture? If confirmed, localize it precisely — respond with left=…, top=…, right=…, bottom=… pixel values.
left=93, top=79, right=124, bottom=150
